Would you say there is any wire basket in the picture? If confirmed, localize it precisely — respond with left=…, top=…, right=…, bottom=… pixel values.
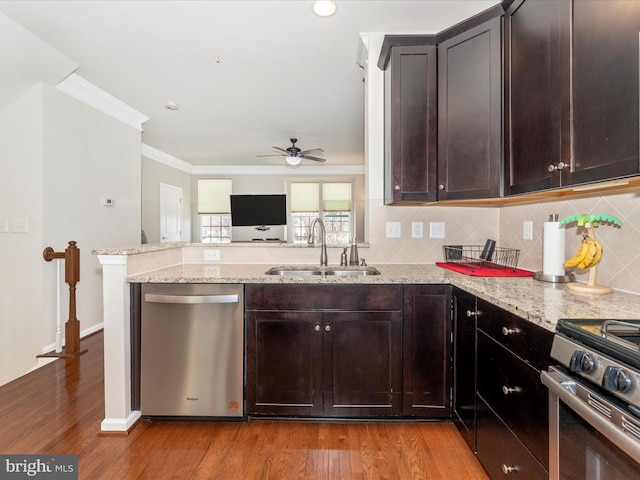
left=442, top=245, right=520, bottom=271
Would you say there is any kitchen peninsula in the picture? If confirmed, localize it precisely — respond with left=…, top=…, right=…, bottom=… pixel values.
left=94, top=242, right=640, bottom=433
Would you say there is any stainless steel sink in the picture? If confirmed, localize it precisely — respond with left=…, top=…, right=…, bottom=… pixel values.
left=324, top=267, right=381, bottom=276
left=265, top=266, right=381, bottom=276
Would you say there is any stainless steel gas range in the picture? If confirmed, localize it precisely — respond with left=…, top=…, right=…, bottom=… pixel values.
left=542, top=319, right=640, bottom=479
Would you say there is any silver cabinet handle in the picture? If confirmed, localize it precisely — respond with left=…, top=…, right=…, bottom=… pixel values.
left=144, top=293, right=239, bottom=304
left=325, top=324, right=331, bottom=332
left=315, top=324, right=321, bottom=332
left=501, top=464, right=518, bottom=474
left=438, top=184, right=445, bottom=190
left=501, top=327, right=519, bottom=336
left=466, top=310, right=477, bottom=317
left=502, top=385, right=521, bottom=395
left=547, top=161, right=566, bottom=172
left=394, top=185, right=400, bottom=191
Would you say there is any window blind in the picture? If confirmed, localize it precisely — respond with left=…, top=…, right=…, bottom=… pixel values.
left=197, top=178, right=232, bottom=214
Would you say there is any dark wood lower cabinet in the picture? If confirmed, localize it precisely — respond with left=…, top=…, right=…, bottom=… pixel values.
left=245, top=284, right=403, bottom=418
left=403, top=285, right=452, bottom=418
left=452, top=288, right=477, bottom=451
left=246, top=310, right=323, bottom=416
left=476, top=395, right=548, bottom=480
left=323, top=311, right=402, bottom=417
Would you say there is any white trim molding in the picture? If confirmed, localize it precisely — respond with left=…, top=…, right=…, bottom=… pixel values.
left=142, top=142, right=365, bottom=176
left=56, top=73, right=149, bottom=130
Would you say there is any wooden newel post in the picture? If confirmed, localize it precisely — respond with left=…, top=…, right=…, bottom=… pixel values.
left=41, top=241, right=87, bottom=358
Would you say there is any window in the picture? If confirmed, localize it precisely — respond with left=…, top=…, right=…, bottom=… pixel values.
left=289, top=180, right=353, bottom=244
left=197, top=179, right=232, bottom=243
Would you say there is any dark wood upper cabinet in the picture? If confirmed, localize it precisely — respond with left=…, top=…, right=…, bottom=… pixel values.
left=380, top=37, right=438, bottom=204
left=506, top=0, right=640, bottom=195
left=570, top=0, right=640, bottom=185
left=504, top=0, right=571, bottom=195
left=437, top=16, right=503, bottom=200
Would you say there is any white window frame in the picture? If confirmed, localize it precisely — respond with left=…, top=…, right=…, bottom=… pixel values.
left=287, top=178, right=355, bottom=245
left=197, top=178, right=232, bottom=243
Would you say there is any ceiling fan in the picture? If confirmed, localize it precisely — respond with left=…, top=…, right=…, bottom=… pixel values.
left=258, top=138, right=326, bottom=165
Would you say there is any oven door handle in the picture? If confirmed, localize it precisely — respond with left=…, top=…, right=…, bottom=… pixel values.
left=542, top=369, right=640, bottom=463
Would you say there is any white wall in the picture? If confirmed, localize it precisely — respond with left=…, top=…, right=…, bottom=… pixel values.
left=0, top=84, right=47, bottom=386
left=0, top=83, right=141, bottom=386
left=142, top=156, right=192, bottom=244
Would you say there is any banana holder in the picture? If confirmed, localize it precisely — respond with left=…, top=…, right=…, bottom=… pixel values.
left=560, top=214, right=622, bottom=295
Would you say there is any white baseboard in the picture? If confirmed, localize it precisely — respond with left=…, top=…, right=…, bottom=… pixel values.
left=39, top=322, right=104, bottom=356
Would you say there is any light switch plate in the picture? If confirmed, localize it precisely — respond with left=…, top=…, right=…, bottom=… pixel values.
left=0, top=218, right=8, bottom=233
left=430, top=222, right=445, bottom=239
left=411, top=222, right=423, bottom=238
left=10, top=218, right=28, bottom=233
left=523, top=221, right=533, bottom=240
left=386, top=222, right=401, bottom=238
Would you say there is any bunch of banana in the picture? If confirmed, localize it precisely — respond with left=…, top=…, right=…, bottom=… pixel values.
left=564, top=235, right=603, bottom=269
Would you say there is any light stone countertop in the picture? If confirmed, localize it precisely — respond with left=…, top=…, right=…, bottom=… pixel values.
left=126, top=263, right=640, bottom=333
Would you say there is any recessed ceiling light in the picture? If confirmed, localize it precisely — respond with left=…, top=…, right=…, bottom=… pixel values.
left=164, top=101, right=179, bottom=111
left=312, top=1, right=337, bottom=17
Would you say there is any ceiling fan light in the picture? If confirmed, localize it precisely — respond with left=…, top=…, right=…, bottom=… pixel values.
left=312, top=1, right=337, bottom=17
left=286, top=156, right=302, bottom=166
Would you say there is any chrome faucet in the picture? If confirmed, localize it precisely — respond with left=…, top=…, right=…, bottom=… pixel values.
left=308, top=217, right=328, bottom=266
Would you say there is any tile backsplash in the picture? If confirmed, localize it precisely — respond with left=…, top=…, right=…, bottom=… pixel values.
left=500, top=188, right=640, bottom=295
left=366, top=187, right=640, bottom=295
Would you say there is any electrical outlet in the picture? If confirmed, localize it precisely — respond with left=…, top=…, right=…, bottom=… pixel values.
left=523, top=221, right=533, bottom=240
left=204, top=249, right=220, bottom=261
left=386, top=222, right=401, bottom=238
left=430, top=222, right=445, bottom=239
left=411, top=222, right=423, bottom=238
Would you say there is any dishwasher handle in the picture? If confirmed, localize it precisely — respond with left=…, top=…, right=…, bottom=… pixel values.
left=144, top=293, right=239, bottom=305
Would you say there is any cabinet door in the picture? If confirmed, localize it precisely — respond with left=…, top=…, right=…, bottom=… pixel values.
left=452, top=289, right=476, bottom=452
left=384, top=44, right=438, bottom=204
left=477, top=331, right=549, bottom=468
left=323, top=311, right=402, bottom=417
left=569, top=0, right=640, bottom=185
left=476, top=396, right=548, bottom=480
left=403, top=285, right=452, bottom=418
left=246, top=311, right=323, bottom=416
left=437, top=17, right=502, bottom=200
left=504, top=0, right=571, bottom=194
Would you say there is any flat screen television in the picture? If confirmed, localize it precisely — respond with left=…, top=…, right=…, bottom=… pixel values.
left=230, top=194, right=286, bottom=227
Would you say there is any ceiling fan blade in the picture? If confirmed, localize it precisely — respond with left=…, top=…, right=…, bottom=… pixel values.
left=299, top=154, right=326, bottom=163
left=300, top=148, right=324, bottom=155
left=272, top=146, right=289, bottom=154
left=256, top=154, right=285, bottom=158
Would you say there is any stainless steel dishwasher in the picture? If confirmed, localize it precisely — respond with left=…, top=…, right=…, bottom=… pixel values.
left=140, top=283, right=244, bottom=418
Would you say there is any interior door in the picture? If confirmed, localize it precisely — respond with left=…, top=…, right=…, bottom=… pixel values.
left=160, top=183, right=182, bottom=242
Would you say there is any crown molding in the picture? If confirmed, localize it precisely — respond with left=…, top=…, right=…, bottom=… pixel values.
left=190, top=164, right=365, bottom=176
left=56, top=73, right=149, bottom=130
left=142, top=144, right=193, bottom=173
left=142, top=143, right=365, bottom=176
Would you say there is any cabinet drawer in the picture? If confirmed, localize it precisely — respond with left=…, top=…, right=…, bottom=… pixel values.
left=477, top=331, right=549, bottom=468
left=476, top=298, right=553, bottom=370
left=477, top=395, right=548, bottom=480
left=245, top=284, right=402, bottom=311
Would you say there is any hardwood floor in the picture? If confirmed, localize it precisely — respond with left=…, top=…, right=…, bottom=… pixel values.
left=0, top=332, right=489, bottom=479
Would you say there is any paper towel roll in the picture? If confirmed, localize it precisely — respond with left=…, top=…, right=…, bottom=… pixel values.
left=543, top=221, right=565, bottom=276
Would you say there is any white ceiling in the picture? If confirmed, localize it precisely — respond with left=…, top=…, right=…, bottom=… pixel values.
left=0, top=0, right=499, bottom=167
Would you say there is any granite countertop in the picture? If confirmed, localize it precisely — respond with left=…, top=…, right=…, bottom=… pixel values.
left=127, top=263, right=640, bottom=333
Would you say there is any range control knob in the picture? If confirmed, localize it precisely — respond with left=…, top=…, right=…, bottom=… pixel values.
left=602, top=366, right=632, bottom=394
left=569, top=351, right=596, bottom=374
